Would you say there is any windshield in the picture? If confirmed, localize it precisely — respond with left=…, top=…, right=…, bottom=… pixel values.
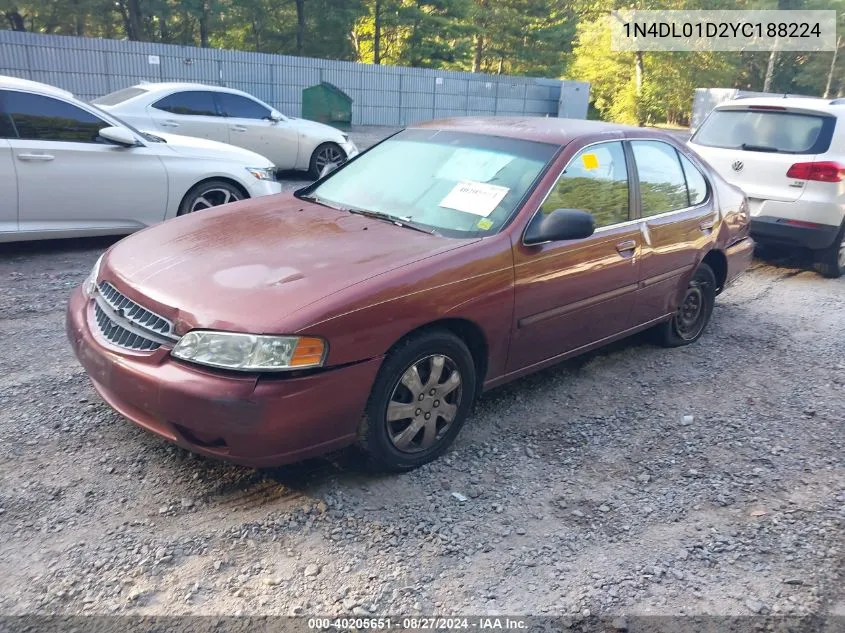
left=692, top=108, right=835, bottom=154
left=91, top=86, right=148, bottom=106
left=302, top=129, right=558, bottom=237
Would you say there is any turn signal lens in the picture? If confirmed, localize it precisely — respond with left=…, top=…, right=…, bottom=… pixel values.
left=290, top=337, right=326, bottom=367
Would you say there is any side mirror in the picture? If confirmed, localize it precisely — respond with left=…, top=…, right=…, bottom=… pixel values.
left=318, top=162, right=339, bottom=178
left=268, top=109, right=284, bottom=123
left=99, top=126, right=139, bottom=147
left=524, top=208, right=595, bottom=245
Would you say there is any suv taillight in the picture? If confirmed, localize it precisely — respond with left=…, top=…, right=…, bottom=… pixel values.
left=786, top=161, right=845, bottom=182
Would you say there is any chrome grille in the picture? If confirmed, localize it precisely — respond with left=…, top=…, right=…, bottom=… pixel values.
left=98, top=282, right=172, bottom=337
left=92, top=282, right=176, bottom=351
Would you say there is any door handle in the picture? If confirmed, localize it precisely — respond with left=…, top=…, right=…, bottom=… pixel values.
left=17, top=153, right=55, bottom=162
left=700, top=219, right=715, bottom=232
left=160, top=120, right=180, bottom=128
left=615, top=240, right=637, bottom=254
left=231, top=125, right=247, bottom=132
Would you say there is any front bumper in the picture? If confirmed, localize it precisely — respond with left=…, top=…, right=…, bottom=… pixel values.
left=247, top=178, right=283, bottom=198
left=750, top=216, right=840, bottom=251
left=341, top=139, right=359, bottom=160
left=65, top=286, right=382, bottom=467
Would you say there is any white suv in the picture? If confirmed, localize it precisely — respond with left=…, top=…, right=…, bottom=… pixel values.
left=688, top=97, right=845, bottom=277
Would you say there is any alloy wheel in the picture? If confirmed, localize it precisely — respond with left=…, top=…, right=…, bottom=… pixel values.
left=386, top=354, right=463, bottom=453
left=314, top=145, right=344, bottom=172
left=188, top=187, right=241, bottom=213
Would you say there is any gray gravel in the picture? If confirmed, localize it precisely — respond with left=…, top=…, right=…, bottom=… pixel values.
left=0, top=127, right=843, bottom=618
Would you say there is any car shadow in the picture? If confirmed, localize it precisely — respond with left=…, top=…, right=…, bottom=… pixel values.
left=275, top=169, right=314, bottom=183
left=751, top=244, right=817, bottom=276
left=0, top=235, right=122, bottom=259
left=253, top=329, right=658, bottom=490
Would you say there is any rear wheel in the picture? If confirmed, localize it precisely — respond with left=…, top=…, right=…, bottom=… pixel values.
left=309, top=142, right=346, bottom=179
left=813, top=224, right=845, bottom=279
left=178, top=180, right=245, bottom=216
left=653, top=263, right=717, bottom=347
left=357, top=330, right=476, bottom=472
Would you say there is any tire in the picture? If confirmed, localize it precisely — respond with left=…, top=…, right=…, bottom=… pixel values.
left=653, top=263, right=717, bottom=347
left=178, top=180, right=245, bottom=216
left=813, top=223, right=845, bottom=279
left=309, top=142, right=346, bottom=179
left=357, top=330, right=477, bottom=472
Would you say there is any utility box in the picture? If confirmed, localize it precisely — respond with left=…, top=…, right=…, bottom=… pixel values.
left=302, top=82, right=353, bottom=129
left=558, top=80, right=590, bottom=119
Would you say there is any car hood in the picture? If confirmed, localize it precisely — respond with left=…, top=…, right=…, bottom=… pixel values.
left=104, top=195, right=471, bottom=334
left=150, top=132, right=274, bottom=167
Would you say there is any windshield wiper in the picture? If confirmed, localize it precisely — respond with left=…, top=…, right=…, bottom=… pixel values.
left=740, top=143, right=780, bottom=153
left=296, top=194, right=438, bottom=235
left=346, top=208, right=439, bottom=235
left=297, top=193, right=339, bottom=208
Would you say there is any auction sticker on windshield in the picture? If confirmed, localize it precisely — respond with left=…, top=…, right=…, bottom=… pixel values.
left=439, top=181, right=510, bottom=217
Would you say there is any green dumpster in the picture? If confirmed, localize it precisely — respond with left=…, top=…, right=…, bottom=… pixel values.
left=301, top=82, right=352, bottom=129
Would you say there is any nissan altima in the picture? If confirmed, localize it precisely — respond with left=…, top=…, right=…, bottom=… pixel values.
left=67, top=117, right=754, bottom=471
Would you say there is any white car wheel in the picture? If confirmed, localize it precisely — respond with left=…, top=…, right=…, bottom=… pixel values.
left=178, top=180, right=245, bottom=216
left=309, top=143, right=346, bottom=178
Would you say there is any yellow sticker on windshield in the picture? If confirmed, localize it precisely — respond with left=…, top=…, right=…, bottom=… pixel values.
left=477, top=218, right=494, bottom=230
left=581, top=153, right=599, bottom=170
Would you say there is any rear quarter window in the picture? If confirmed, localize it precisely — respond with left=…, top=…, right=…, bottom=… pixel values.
left=692, top=108, right=835, bottom=154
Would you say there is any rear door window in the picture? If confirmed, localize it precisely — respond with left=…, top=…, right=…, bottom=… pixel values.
left=631, top=141, right=690, bottom=216
left=216, top=93, right=271, bottom=119
left=692, top=108, right=835, bottom=154
left=152, top=91, right=219, bottom=117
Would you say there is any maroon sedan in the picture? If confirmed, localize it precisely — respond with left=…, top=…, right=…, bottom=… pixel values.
left=67, top=118, right=754, bottom=471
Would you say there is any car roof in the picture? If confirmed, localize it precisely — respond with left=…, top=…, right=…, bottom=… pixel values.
left=411, top=116, right=671, bottom=145
left=715, top=96, right=845, bottom=113
left=0, top=74, right=75, bottom=99
left=128, top=82, right=243, bottom=94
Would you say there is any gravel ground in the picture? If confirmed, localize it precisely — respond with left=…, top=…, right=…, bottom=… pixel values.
left=0, top=127, right=843, bottom=622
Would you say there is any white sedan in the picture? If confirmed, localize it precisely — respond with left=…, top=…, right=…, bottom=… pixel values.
left=0, top=76, right=282, bottom=243
left=93, top=83, right=360, bottom=177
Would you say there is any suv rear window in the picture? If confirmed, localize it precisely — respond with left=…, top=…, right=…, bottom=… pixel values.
left=91, top=87, right=148, bottom=106
left=692, top=108, right=835, bottom=154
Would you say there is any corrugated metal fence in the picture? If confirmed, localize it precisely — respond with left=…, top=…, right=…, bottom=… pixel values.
left=0, top=31, right=589, bottom=126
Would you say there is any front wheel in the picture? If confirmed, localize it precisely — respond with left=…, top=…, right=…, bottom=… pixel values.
left=357, top=330, right=477, bottom=472
left=178, top=180, right=245, bottom=216
left=653, top=263, right=717, bottom=347
left=309, top=142, right=346, bottom=179
left=813, top=224, right=845, bottom=279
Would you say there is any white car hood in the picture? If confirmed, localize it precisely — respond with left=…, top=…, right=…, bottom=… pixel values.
left=150, top=131, right=274, bottom=167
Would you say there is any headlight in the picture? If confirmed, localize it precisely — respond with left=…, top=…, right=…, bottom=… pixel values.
left=83, top=254, right=104, bottom=298
left=245, top=167, right=276, bottom=181
left=171, top=331, right=327, bottom=371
